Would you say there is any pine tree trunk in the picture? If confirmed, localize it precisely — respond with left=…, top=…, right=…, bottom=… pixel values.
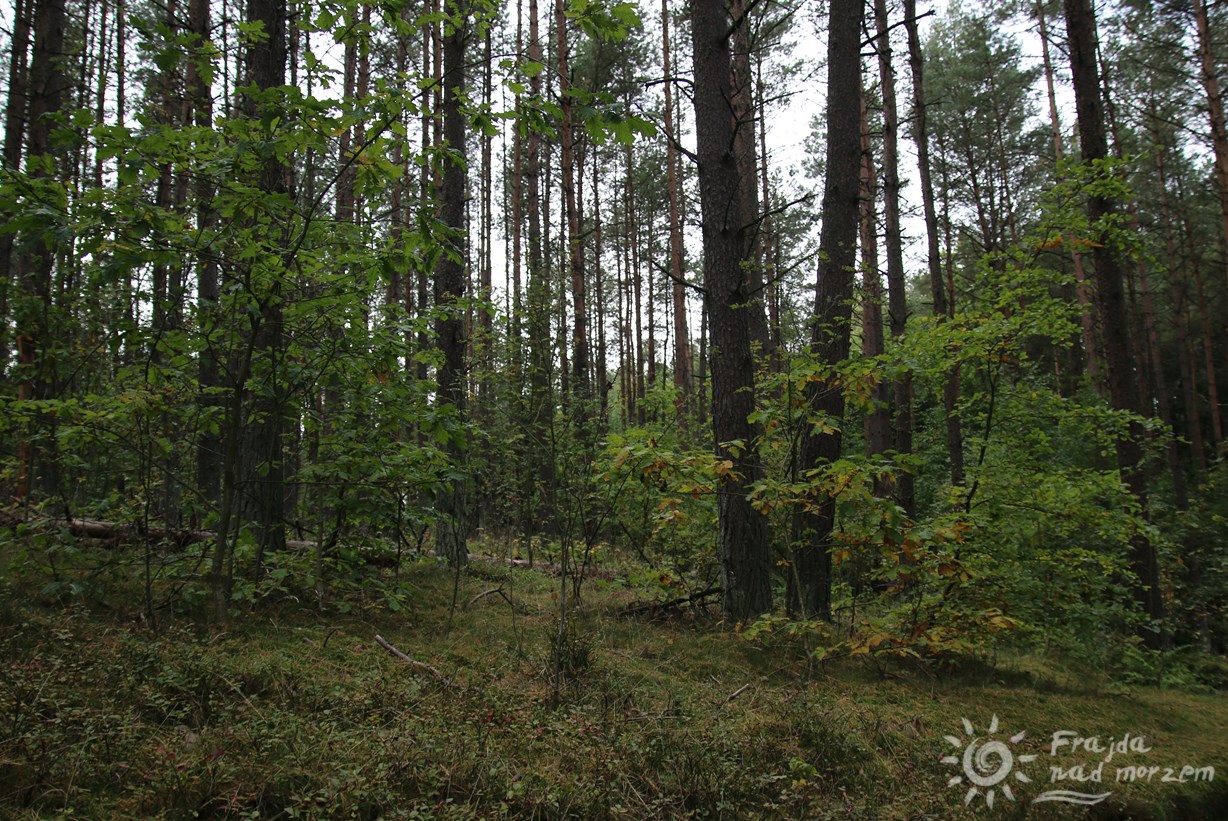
left=1063, top=0, right=1163, bottom=646
left=872, top=0, right=914, bottom=515
left=189, top=0, right=222, bottom=514
left=1191, top=0, right=1228, bottom=276
left=1036, top=0, right=1101, bottom=390
left=859, top=91, right=891, bottom=462
left=691, top=0, right=772, bottom=620
left=904, top=0, right=963, bottom=489
left=1153, top=136, right=1207, bottom=472
left=525, top=0, right=554, bottom=531
left=663, top=0, right=692, bottom=425
left=789, top=0, right=862, bottom=620
left=239, top=0, right=290, bottom=583
left=16, top=0, right=68, bottom=503
left=556, top=0, right=589, bottom=416
left=0, top=0, right=31, bottom=383
left=593, top=148, right=609, bottom=420
left=434, top=0, right=470, bottom=568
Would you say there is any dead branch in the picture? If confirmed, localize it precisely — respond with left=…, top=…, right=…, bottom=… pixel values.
left=623, top=586, right=721, bottom=617
left=714, top=682, right=753, bottom=710
left=468, top=585, right=510, bottom=607
left=374, top=635, right=454, bottom=688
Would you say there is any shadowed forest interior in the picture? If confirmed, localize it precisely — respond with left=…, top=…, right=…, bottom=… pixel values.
left=3, top=0, right=1228, bottom=814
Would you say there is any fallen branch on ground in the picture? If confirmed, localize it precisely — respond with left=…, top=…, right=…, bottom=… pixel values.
left=623, top=586, right=721, bottom=617
left=714, top=682, right=752, bottom=710
left=468, top=585, right=512, bottom=608
left=374, top=635, right=454, bottom=688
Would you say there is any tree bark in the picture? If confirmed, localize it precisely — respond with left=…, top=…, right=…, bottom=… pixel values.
left=189, top=0, right=222, bottom=514
left=1063, top=0, right=1163, bottom=646
left=790, top=0, right=862, bottom=620
left=524, top=0, right=554, bottom=534
left=1036, top=0, right=1101, bottom=391
left=859, top=90, right=891, bottom=462
left=691, top=0, right=772, bottom=620
left=556, top=0, right=589, bottom=418
left=872, top=0, right=913, bottom=515
left=904, top=0, right=963, bottom=489
left=1191, top=0, right=1228, bottom=284
left=15, top=0, right=68, bottom=503
left=434, top=0, right=470, bottom=567
left=663, top=0, right=692, bottom=426
left=0, top=0, right=31, bottom=383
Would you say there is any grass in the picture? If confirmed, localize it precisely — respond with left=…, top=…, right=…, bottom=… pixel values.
left=2, top=545, right=1227, bottom=819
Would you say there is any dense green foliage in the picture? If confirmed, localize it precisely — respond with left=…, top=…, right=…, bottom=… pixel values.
left=1, top=0, right=1228, bottom=811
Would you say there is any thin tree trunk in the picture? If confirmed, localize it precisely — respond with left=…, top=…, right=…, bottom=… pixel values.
left=859, top=90, right=891, bottom=461
left=728, top=0, right=769, bottom=357
left=755, top=52, right=781, bottom=372
left=904, top=0, right=963, bottom=488
left=526, top=0, right=554, bottom=529
left=873, top=0, right=913, bottom=515
left=663, top=0, right=692, bottom=425
left=1152, top=134, right=1207, bottom=472
left=593, top=146, right=609, bottom=420
left=556, top=0, right=589, bottom=415
left=1174, top=168, right=1223, bottom=451
left=189, top=0, right=221, bottom=514
left=628, top=141, right=645, bottom=424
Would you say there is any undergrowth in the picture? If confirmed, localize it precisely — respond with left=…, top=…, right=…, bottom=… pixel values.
left=2, top=544, right=1227, bottom=820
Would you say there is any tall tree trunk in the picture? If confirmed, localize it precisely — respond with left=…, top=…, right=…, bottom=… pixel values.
left=859, top=90, right=891, bottom=461
left=790, top=0, right=862, bottom=620
left=727, top=0, right=769, bottom=358
left=904, top=0, right=963, bottom=489
left=691, top=0, right=772, bottom=620
left=755, top=53, right=781, bottom=372
left=1063, top=0, right=1163, bottom=646
left=593, top=147, right=609, bottom=420
left=526, top=0, right=554, bottom=532
left=872, top=0, right=913, bottom=515
left=1103, top=76, right=1188, bottom=510
left=663, top=0, right=692, bottom=426
left=189, top=0, right=222, bottom=514
left=1152, top=133, right=1207, bottom=472
left=478, top=28, right=494, bottom=416
left=510, top=0, right=524, bottom=380
left=1036, top=0, right=1101, bottom=390
left=16, top=0, right=68, bottom=503
left=556, top=0, right=589, bottom=416
left=628, top=141, right=645, bottom=424
left=1191, top=0, right=1228, bottom=272
left=210, top=0, right=291, bottom=622
left=1174, top=168, right=1223, bottom=452
left=241, top=0, right=290, bottom=576
left=434, top=0, right=470, bottom=567
left=0, top=0, right=31, bottom=383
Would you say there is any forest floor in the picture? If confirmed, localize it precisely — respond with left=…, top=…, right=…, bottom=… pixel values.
left=2, top=543, right=1228, bottom=820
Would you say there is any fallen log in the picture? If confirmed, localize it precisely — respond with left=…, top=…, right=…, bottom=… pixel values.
left=0, top=511, right=218, bottom=548
left=2, top=511, right=620, bottom=580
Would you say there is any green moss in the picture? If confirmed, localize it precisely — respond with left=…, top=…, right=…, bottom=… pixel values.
left=1, top=553, right=1226, bottom=819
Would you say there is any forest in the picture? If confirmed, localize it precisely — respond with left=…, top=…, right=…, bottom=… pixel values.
left=2, top=0, right=1228, bottom=815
